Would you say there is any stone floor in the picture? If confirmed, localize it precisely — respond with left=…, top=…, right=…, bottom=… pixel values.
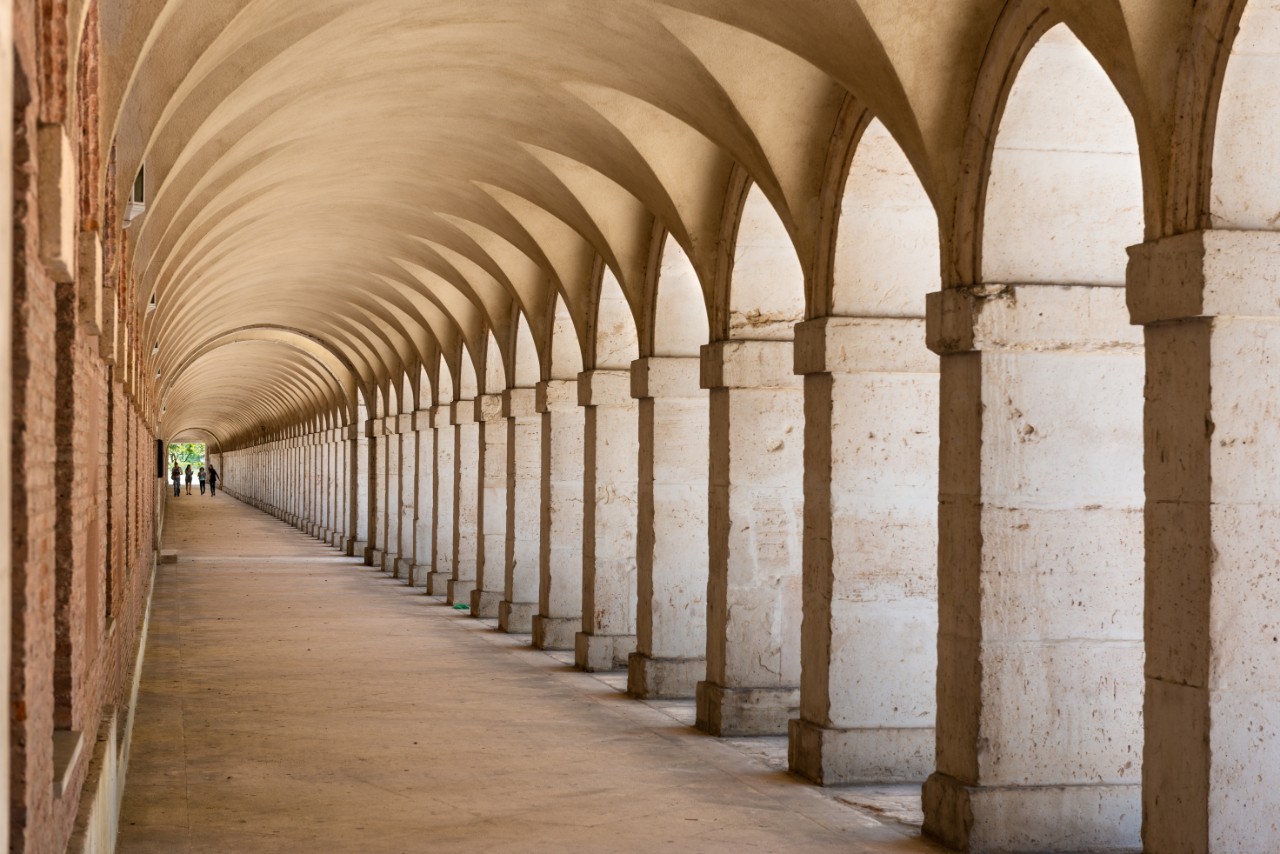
left=117, top=495, right=948, bottom=853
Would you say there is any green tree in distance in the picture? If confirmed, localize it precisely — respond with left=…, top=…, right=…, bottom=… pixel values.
left=168, top=442, right=206, bottom=466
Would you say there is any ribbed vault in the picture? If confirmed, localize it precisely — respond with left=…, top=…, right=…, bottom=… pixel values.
left=95, top=0, right=1188, bottom=446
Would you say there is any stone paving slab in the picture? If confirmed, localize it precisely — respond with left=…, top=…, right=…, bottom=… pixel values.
left=118, top=495, right=948, bottom=853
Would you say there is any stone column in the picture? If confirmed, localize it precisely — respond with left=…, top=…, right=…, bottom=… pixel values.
left=499, top=388, right=540, bottom=633
left=334, top=430, right=349, bottom=549
left=450, top=400, right=480, bottom=605
left=409, top=410, right=433, bottom=589
left=532, top=379, right=584, bottom=650
left=395, top=414, right=417, bottom=580
left=697, top=339, right=804, bottom=736
left=921, top=283, right=1144, bottom=853
left=628, top=356, right=709, bottom=698
left=788, top=317, right=938, bottom=785
left=381, top=415, right=402, bottom=573
left=1129, top=231, right=1280, bottom=854
left=364, top=419, right=382, bottom=565
left=427, top=405, right=455, bottom=596
left=472, top=394, right=508, bottom=617
left=350, top=422, right=369, bottom=558
left=575, top=370, right=639, bottom=671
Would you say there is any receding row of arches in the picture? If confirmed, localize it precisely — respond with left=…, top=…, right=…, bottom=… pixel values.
left=202, top=14, right=1280, bottom=851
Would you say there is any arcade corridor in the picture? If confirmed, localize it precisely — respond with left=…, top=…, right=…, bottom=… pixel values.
left=117, top=497, right=936, bottom=853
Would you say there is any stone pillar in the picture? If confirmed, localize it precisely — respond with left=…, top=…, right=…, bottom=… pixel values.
left=499, top=388, right=540, bottom=633
left=696, top=339, right=804, bottom=736
left=532, top=379, right=584, bottom=650
left=575, top=370, right=639, bottom=671
left=472, top=394, right=507, bottom=617
left=427, top=405, right=454, bottom=596
left=395, top=414, right=417, bottom=580
left=351, top=422, right=369, bottom=557
left=409, top=410, right=433, bottom=588
left=921, top=283, right=1144, bottom=853
left=627, top=356, right=709, bottom=698
left=1129, top=231, right=1280, bottom=854
left=449, top=401, right=480, bottom=606
left=363, top=419, right=381, bottom=565
left=334, top=430, right=349, bottom=549
left=381, top=416, right=401, bottom=573
left=788, top=317, right=938, bottom=785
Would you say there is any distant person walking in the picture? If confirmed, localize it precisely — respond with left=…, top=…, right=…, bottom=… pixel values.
left=184, top=464, right=194, bottom=495
left=198, top=465, right=207, bottom=495
left=171, top=462, right=181, bottom=497
left=208, top=465, right=220, bottom=497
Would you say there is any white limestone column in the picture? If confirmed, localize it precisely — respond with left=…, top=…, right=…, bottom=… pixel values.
left=350, top=422, right=369, bottom=559
left=450, top=400, right=480, bottom=606
left=575, top=370, right=639, bottom=671
left=532, top=379, right=584, bottom=650
left=427, top=406, right=455, bottom=596
left=395, top=414, right=417, bottom=580
left=697, top=339, right=804, bottom=736
left=471, top=394, right=508, bottom=617
left=1130, top=231, right=1280, bottom=854
left=499, top=388, right=540, bottom=633
left=921, top=284, right=1144, bottom=853
left=382, top=415, right=401, bottom=573
left=364, top=420, right=382, bottom=565
left=788, top=317, right=938, bottom=785
left=627, top=356, right=709, bottom=698
left=409, top=410, right=433, bottom=588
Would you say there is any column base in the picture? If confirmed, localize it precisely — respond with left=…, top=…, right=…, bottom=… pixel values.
left=922, top=772, right=1140, bottom=853
left=446, top=579, right=475, bottom=607
left=345, top=537, right=362, bottom=557
left=469, top=589, right=502, bottom=618
left=627, top=654, right=704, bottom=698
left=367, top=548, right=383, bottom=567
left=532, top=615, right=580, bottom=650
left=382, top=551, right=399, bottom=573
left=574, top=633, right=636, bottom=672
left=787, top=718, right=933, bottom=785
left=498, top=601, right=536, bottom=633
left=392, top=556, right=413, bottom=580
left=425, top=572, right=451, bottom=597
left=695, top=682, right=799, bottom=736
left=407, top=564, right=430, bottom=588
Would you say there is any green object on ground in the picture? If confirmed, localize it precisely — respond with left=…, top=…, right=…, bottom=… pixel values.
left=452, top=603, right=469, bottom=610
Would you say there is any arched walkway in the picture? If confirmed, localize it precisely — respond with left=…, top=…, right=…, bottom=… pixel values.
left=118, top=496, right=942, bottom=853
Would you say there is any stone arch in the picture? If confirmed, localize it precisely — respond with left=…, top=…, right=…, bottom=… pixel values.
left=923, top=21, right=1147, bottom=853
left=483, top=329, right=506, bottom=394
left=592, top=265, right=640, bottom=370
left=649, top=232, right=709, bottom=358
left=790, top=114, right=942, bottom=787
left=513, top=311, right=540, bottom=388
left=721, top=180, right=805, bottom=341
left=548, top=294, right=584, bottom=381
left=436, top=353, right=455, bottom=405
left=458, top=350, right=479, bottom=401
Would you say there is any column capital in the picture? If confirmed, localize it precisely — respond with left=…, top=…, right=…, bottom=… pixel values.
left=630, top=356, right=702, bottom=399
left=475, top=393, right=505, bottom=422
left=700, top=339, right=800, bottom=390
left=365, top=419, right=383, bottom=438
left=794, top=316, right=933, bottom=375
left=536, top=379, right=578, bottom=413
left=925, top=283, right=1139, bottom=355
left=450, top=399, right=477, bottom=426
left=502, top=387, right=538, bottom=418
left=412, top=408, right=432, bottom=431
left=577, top=369, right=632, bottom=407
left=1127, top=229, right=1280, bottom=324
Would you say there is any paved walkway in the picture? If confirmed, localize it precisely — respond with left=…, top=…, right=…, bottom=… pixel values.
left=118, top=495, right=944, bottom=853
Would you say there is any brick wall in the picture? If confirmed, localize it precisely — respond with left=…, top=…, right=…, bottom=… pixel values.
left=10, top=2, right=160, bottom=850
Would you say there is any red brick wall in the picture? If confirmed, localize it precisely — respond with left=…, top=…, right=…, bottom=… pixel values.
left=10, top=2, right=160, bottom=850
